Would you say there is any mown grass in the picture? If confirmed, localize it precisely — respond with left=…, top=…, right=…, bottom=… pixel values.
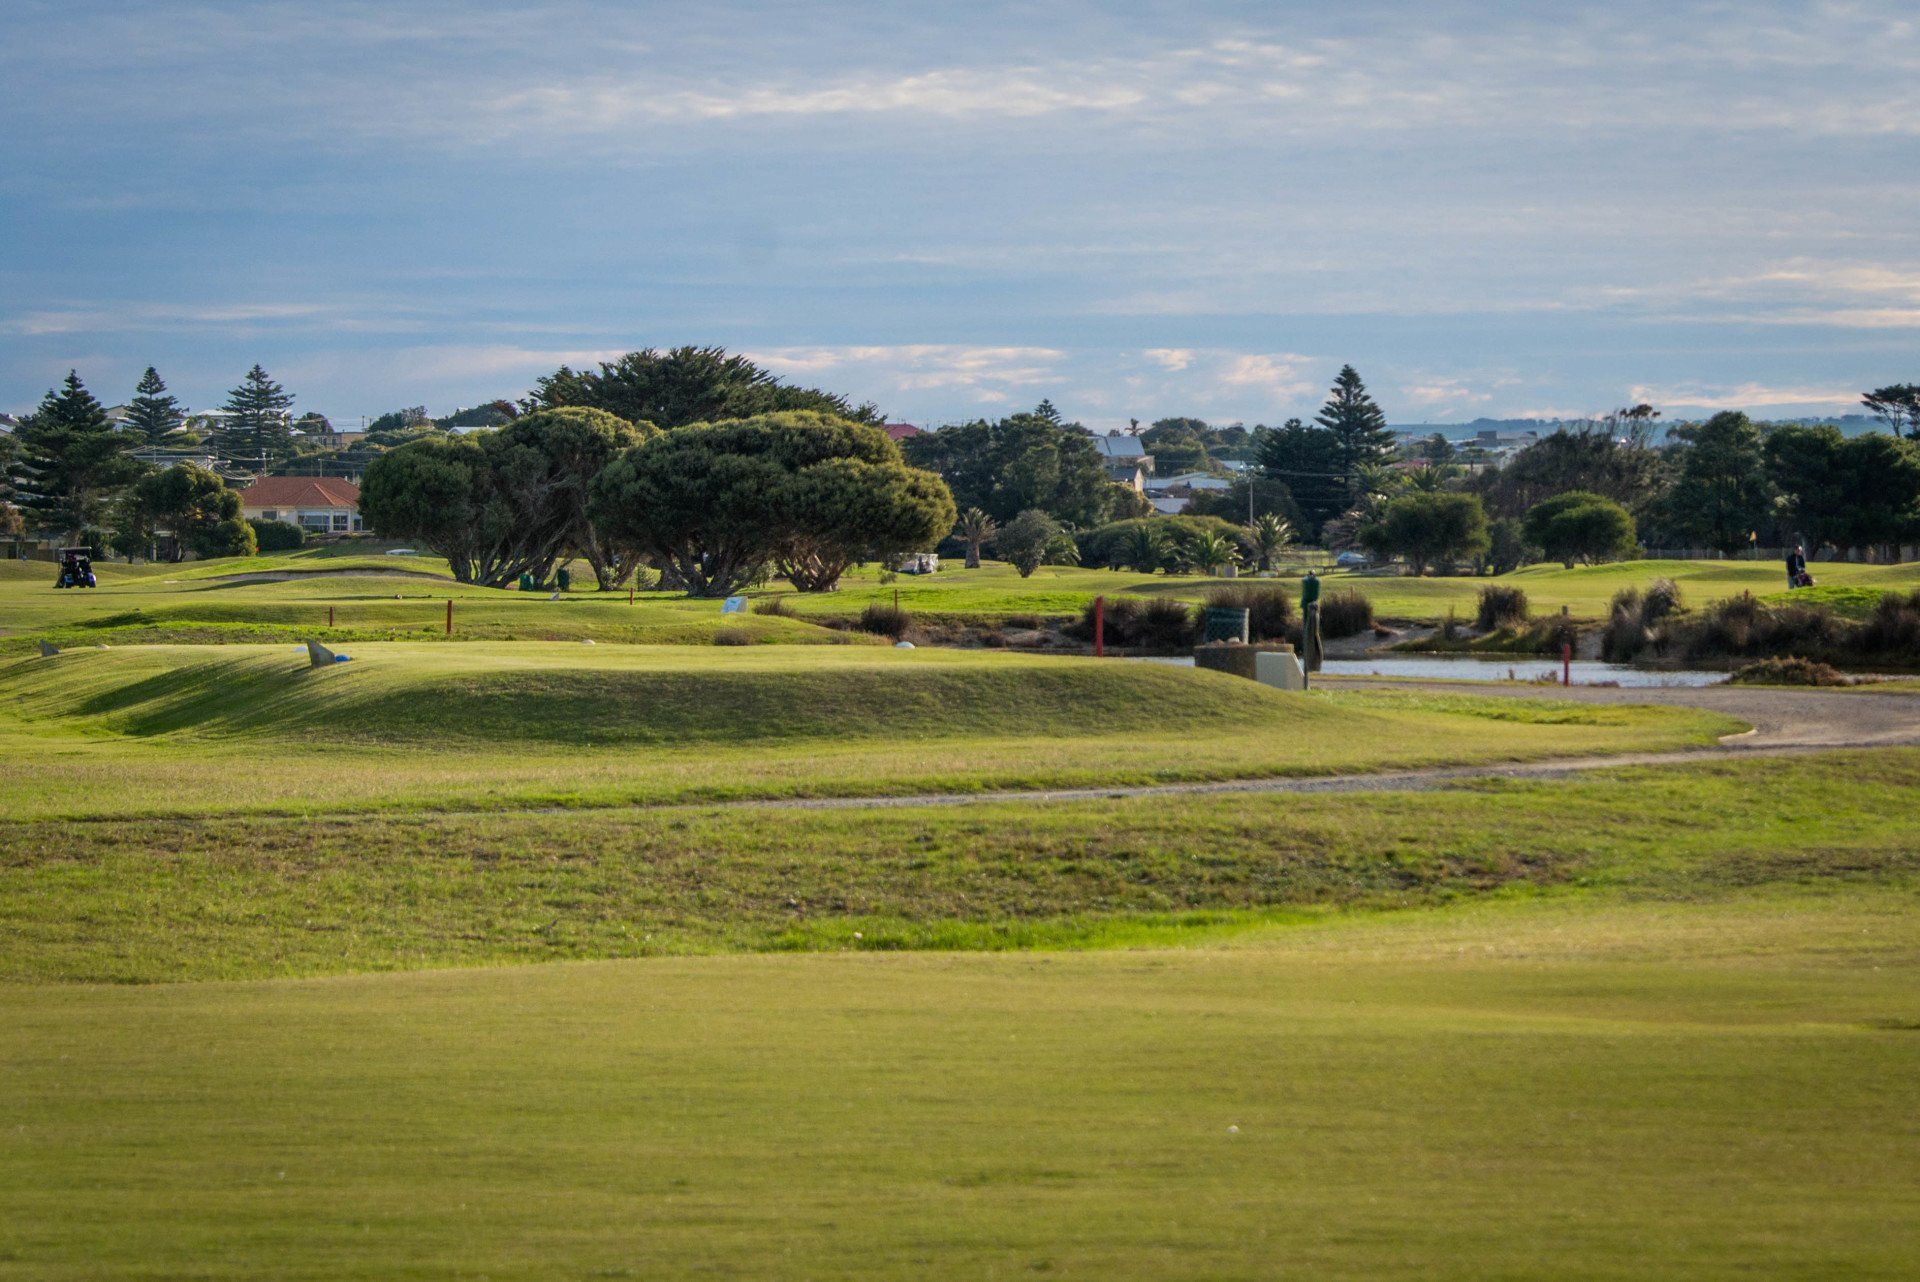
left=10, top=549, right=1919, bottom=647
left=0, top=644, right=1738, bottom=820
left=2, top=886, right=1916, bottom=1279
left=2, top=749, right=1912, bottom=983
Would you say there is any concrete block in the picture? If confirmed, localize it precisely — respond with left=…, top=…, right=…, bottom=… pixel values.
left=1256, top=649, right=1306, bottom=691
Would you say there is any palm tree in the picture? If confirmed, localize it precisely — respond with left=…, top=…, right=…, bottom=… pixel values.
left=1179, top=529, right=1241, bottom=577
left=1243, top=513, right=1294, bottom=573
left=1406, top=463, right=1455, bottom=493
left=1121, top=524, right=1165, bottom=573
left=954, top=507, right=998, bottom=569
left=1348, top=461, right=1402, bottom=519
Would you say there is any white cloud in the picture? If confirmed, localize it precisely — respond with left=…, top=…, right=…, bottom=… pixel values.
left=745, top=344, right=1065, bottom=403
left=1629, top=381, right=1864, bottom=411
left=1143, top=348, right=1195, bottom=371
left=1219, top=354, right=1315, bottom=397
left=1401, top=378, right=1495, bottom=407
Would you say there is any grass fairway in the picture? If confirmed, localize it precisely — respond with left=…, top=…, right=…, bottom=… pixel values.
left=0, top=643, right=1736, bottom=820
left=9, top=546, right=1919, bottom=650
left=3, top=890, right=1916, bottom=1279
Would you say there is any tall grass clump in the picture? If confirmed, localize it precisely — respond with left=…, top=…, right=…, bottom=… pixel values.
left=752, top=597, right=795, bottom=617
left=1602, top=578, right=1686, bottom=662
left=1065, top=595, right=1196, bottom=650
left=856, top=602, right=911, bottom=639
left=1475, top=584, right=1529, bottom=632
left=1859, top=589, right=1920, bottom=655
left=1198, top=584, right=1294, bottom=641
left=1683, top=593, right=1838, bottom=661
left=1317, top=589, right=1375, bottom=640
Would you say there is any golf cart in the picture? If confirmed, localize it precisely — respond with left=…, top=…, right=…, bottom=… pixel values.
left=54, top=547, right=97, bottom=589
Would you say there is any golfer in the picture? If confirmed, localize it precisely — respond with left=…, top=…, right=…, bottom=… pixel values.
left=1786, top=545, right=1806, bottom=589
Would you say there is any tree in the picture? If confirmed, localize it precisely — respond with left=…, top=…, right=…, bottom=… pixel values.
left=1863, top=384, right=1920, bottom=441
left=1183, top=473, right=1300, bottom=525
left=490, top=407, right=657, bottom=590
left=1421, top=432, right=1456, bottom=466
left=1485, top=517, right=1535, bottom=575
left=1764, top=424, right=1850, bottom=554
left=1405, top=464, right=1453, bottom=493
left=1252, top=418, right=1343, bottom=541
left=1243, top=512, right=1294, bottom=572
left=9, top=372, right=144, bottom=540
left=1522, top=491, right=1637, bottom=567
left=1475, top=420, right=1667, bottom=521
left=124, top=368, right=188, bottom=447
left=1107, top=483, right=1155, bottom=519
left=993, top=509, right=1062, bottom=578
left=1177, top=528, right=1242, bottom=576
left=1361, top=492, right=1490, bottom=576
left=1315, top=365, right=1395, bottom=500
left=590, top=412, right=953, bottom=597
left=1665, top=411, right=1773, bottom=556
left=115, top=463, right=254, bottom=561
left=1826, top=433, right=1920, bottom=559
left=527, top=346, right=879, bottom=429
left=361, top=434, right=546, bottom=586
left=900, top=404, right=1114, bottom=526
left=954, top=507, right=998, bottom=568
left=219, top=365, right=295, bottom=466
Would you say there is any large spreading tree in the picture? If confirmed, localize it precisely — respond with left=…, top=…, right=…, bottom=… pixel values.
left=488, top=407, right=658, bottom=589
left=124, top=367, right=190, bottom=447
left=900, top=401, right=1114, bottom=527
left=1360, top=492, right=1490, bottom=576
left=590, top=411, right=954, bottom=597
left=1522, top=491, right=1637, bottom=567
left=9, top=371, right=143, bottom=541
left=1862, top=384, right=1920, bottom=440
left=219, top=365, right=296, bottom=466
left=526, top=346, right=880, bottom=429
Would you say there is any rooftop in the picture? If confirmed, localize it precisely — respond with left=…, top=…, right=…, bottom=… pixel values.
left=237, top=476, right=361, bottom=508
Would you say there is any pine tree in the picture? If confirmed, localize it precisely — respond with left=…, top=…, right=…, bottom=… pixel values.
left=1314, top=365, right=1395, bottom=502
left=124, top=367, right=188, bottom=447
left=10, top=371, right=144, bottom=541
left=220, top=364, right=295, bottom=467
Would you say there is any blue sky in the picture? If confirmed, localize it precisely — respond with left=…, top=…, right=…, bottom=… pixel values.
left=3, top=0, right=1916, bottom=429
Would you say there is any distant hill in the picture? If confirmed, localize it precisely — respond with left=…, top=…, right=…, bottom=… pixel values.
left=1393, top=415, right=1888, bottom=441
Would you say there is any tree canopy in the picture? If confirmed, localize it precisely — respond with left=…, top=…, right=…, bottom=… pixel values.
left=219, top=365, right=296, bottom=466
left=900, top=402, right=1115, bottom=526
left=527, top=346, right=879, bottom=430
left=1251, top=418, right=1344, bottom=540
left=1361, top=492, right=1490, bottom=576
left=1862, top=384, right=1920, bottom=441
left=1664, top=411, right=1772, bottom=556
left=9, top=371, right=143, bottom=540
left=590, top=411, right=954, bottom=597
left=114, top=463, right=254, bottom=561
left=124, top=367, right=189, bottom=447
left=1522, top=491, right=1637, bottom=568
left=490, top=407, right=658, bottom=589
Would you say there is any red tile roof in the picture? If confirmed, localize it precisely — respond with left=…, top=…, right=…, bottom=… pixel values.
left=238, top=477, right=361, bottom=508
left=883, top=422, right=923, bottom=441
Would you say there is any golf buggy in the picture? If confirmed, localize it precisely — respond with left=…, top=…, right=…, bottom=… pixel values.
left=54, top=547, right=97, bottom=589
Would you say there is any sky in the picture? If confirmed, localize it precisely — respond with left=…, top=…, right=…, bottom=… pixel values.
left=2, top=0, right=1917, bottom=430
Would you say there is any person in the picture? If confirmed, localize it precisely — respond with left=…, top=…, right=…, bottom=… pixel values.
left=1786, top=545, right=1806, bottom=589
left=1299, top=569, right=1323, bottom=675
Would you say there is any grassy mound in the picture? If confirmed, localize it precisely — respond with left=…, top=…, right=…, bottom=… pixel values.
left=1, top=643, right=1327, bottom=746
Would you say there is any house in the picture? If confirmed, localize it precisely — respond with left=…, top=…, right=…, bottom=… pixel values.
left=883, top=423, right=923, bottom=443
left=1089, top=434, right=1153, bottom=490
left=1145, top=472, right=1230, bottom=494
left=237, top=476, right=364, bottom=534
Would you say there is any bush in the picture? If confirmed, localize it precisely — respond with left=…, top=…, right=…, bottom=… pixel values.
left=1859, top=589, right=1920, bottom=655
left=1684, top=593, right=1839, bottom=660
left=1730, top=657, right=1857, bottom=686
left=1523, top=491, right=1637, bottom=567
left=1199, top=584, right=1294, bottom=641
left=1317, top=589, right=1375, bottom=640
left=249, top=519, right=305, bottom=552
left=752, top=597, right=794, bottom=617
left=1602, top=588, right=1651, bottom=662
left=1642, top=577, right=1683, bottom=624
left=995, top=509, right=1063, bottom=577
left=1475, top=584, right=1529, bottom=631
left=1077, top=515, right=1244, bottom=571
left=712, top=628, right=754, bottom=646
left=1143, top=596, right=1198, bottom=648
left=856, top=602, right=911, bottom=638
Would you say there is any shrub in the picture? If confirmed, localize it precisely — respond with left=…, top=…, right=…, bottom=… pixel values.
left=1523, top=491, right=1637, bottom=567
left=712, top=628, right=754, bottom=646
left=1729, top=657, right=1858, bottom=686
left=1317, top=589, right=1375, bottom=640
left=1601, top=588, right=1650, bottom=662
left=1142, top=596, right=1198, bottom=648
left=1199, top=584, right=1294, bottom=641
left=1077, top=516, right=1243, bottom=571
left=1859, top=589, right=1920, bottom=655
left=752, top=597, right=795, bottom=617
left=1475, top=584, right=1529, bottom=631
left=1684, top=593, right=1839, bottom=660
left=1642, top=577, right=1683, bottom=624
left=856, top=602, right=911, bottom=638
left=249, top=519, right=305, bottom=552
left=995, top=509, right=1063, bottom=578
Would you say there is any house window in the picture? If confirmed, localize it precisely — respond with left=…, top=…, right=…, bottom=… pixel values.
left=261, top=510, right=278, bottom=521
left=297, top=510, right=331, bottom=531
left=331, top=512, right=350, bottom=532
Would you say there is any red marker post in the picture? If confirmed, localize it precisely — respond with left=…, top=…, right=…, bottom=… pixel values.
left=446, top=598, right=453, bottom=635
left=1094, top=595, right=1105, bottom=657
left=1561, top=605, right=1571, bottom=686
left=327, top=605, right=334, bottom=629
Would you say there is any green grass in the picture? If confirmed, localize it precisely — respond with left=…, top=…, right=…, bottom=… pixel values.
left=0, top=748, right=1912, bottom=983
left=0, top=643, right=1738, bottom=820
left=10, top=549, right=1919, bottom=649
left=2, top=888, right=1916, bottom=1278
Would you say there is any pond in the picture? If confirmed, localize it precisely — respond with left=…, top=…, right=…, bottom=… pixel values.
left=1135, top=654, right=1728, bottom=687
